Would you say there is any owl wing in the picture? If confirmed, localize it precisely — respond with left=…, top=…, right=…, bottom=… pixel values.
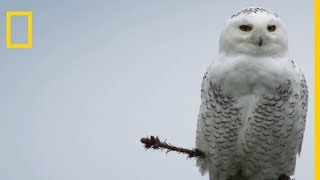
left=291, top=60, right=308, bottom=155
left=195, top=64, right=242, bottom=179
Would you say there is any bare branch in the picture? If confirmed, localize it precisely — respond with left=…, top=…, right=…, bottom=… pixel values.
left=140, top=136, right=205, bottom=158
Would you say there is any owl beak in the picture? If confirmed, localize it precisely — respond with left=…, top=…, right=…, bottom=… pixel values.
left=258, top=37, right=263, bottom=46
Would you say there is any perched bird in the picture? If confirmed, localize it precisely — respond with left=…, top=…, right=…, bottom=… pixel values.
left=195, top=7, right=308, bottom=180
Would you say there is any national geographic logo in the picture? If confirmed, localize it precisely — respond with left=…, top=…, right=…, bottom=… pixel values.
left=6, top=11, right=33, bottom=49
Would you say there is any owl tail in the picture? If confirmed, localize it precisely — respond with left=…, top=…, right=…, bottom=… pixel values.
left=196, top=157, right=208, bottom=175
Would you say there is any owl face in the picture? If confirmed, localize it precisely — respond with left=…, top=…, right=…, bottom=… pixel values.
left=219, top=8, right=288, bottom=57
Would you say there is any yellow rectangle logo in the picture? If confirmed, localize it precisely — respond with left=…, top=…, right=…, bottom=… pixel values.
left=6, top=11, right=33, bottom=48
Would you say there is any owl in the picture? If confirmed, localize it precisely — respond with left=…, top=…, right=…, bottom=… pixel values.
left=195, top=7, right=308, bottom=180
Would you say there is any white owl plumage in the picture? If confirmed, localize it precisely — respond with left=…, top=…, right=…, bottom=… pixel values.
left=195, top=7, right=308, bottom=180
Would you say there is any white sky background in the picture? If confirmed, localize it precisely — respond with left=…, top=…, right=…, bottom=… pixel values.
left=0, top=1, right=313, bottom=180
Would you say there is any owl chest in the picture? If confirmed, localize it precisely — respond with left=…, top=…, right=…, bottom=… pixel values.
left=210, top=57, right=293, bottom=97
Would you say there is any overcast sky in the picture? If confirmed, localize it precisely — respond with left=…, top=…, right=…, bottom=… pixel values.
left=0, top=1, right=313, bottom=180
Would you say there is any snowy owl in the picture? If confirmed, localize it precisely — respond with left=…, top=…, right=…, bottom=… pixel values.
left=195, top=7, right=308, bottom=180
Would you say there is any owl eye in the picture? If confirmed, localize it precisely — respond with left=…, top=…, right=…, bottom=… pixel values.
left=239, top=25, right=252, bottom=32
left=267, top=25, right=276, bottom=32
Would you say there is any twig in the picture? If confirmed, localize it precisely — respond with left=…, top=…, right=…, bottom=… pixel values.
left=140, top=136, right=205, bottom=158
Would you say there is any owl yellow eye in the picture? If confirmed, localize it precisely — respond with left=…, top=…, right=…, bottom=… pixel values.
left=267, top=25, right=276, bottom=32
left=239, top=25, right=252, bottom=32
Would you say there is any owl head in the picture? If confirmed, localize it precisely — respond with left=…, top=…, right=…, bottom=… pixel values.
left=219, top=7, right=288, bottom=57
